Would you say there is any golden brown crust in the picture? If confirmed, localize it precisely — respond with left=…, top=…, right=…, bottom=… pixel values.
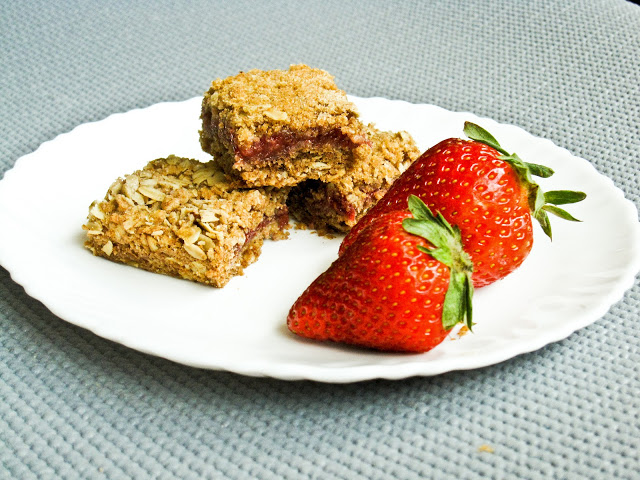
left=200, top=64, right=368, bottom=188
left=288, top=126, right=420, bottom=232
left=83, top=155, right=290, bottom=287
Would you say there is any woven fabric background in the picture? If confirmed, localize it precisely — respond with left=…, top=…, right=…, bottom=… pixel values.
left=1, top=0, right=639, bottom=478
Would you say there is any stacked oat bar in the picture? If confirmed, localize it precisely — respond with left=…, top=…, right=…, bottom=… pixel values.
left=200, top=65, right=419, bottom=232
left=84, top=65, right=419, bottom=286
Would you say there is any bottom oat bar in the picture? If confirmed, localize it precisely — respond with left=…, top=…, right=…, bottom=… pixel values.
left=83, top=155, right=290, bottom=287
left=287, top=127, right=419, bottom=232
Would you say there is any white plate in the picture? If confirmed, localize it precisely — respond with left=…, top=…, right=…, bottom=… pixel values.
left=1, top=97, right=639, bottom=383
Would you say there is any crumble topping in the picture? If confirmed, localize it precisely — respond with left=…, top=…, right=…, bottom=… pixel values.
left=201, top=64, right=364, bottom=148
left=83, top=155, right=290, bottom=287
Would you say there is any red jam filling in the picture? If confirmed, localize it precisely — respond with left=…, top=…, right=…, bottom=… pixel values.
left=235, top=129, right=359, bottom=163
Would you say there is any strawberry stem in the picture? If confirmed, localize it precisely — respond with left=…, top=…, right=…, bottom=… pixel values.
left=403, top=195, right=474, bottom=330
left=463, top=121, right=587, bottom=240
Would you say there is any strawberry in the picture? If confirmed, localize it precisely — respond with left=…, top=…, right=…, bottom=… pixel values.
left=287, top=195, right=473, bottom=353
left=340, top=122, right=586, bottom=287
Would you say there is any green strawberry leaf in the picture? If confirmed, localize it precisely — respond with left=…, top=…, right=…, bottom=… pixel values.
left=406, top=194, right=434, bottom=221
left=403, top=195, right=474, bottom=331
left=532, top=185, right=546, bottom=215
left=465, top=123, right=553, bottom=177
left=464, top=274, right=474, bottom=330
left=416, top=244, right=452, bottom=267
left=535, top=209, right=553, bottom=240
left=544, top=190, right=587, bottom=205
left=442, top=271, right=469, bottom=330
left=463, top=122, right=509, bottom=156
left=403, top=217, right=448, bottom=252
left=525, top=162, right=554, bottom=178
left=542, top=205, right=582, bottom=222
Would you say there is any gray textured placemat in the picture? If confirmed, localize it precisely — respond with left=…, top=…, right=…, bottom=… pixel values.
left=1, top=0, right=639, bottom=478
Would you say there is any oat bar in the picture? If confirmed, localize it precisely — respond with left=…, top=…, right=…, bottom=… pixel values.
left=287, top=126, right=419, bottom=232
left=200, top=64, right=369, bottom=188
left=83, top=156, right=290, bottom=287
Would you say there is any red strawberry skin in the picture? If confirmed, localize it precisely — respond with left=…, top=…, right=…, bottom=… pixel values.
left=287, top=210, right=453, bottom=353
left=340, top=138, right=533, bottom=288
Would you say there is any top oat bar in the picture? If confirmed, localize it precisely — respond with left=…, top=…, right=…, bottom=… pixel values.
left=200, top=64, right=369, bottom=188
